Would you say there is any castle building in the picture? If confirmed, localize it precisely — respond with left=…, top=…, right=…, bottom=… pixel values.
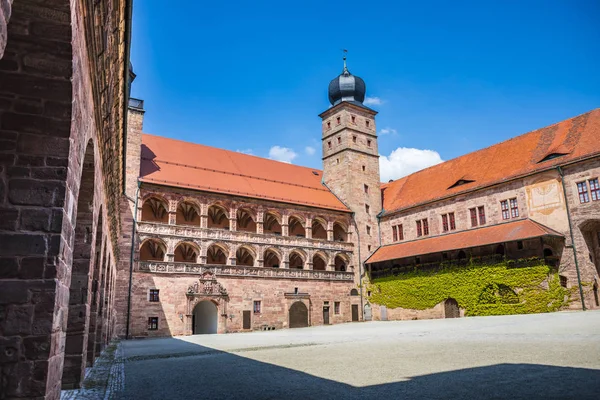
left=121, top=61, right=600, bottom=337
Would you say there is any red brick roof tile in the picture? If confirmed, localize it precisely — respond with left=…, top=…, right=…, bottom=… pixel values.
left=139, top=134, right=350, bottom=212
left=382, top=108, right=600, bottom=214
left=366, top=219, right=563, bottom=264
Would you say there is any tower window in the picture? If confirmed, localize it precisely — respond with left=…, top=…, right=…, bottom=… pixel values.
left=366, top=120, right=370, bottom=128
left=365, top=204, right=370, bottom=214
left=364, top=184, right=369, bottom=194
left=367, top=245, right=371, bottom=252
left=336, top=116, right=341, bottom=125
left=353, top=136, right=357, bottom=143
left=362, top=165, right=365, bottom=172
left=327, top=121, right=331, bottom=129
left=337, top=136, right=341, bottom=144
left=366, top=226, right=371, bottom=235
left=351, top=115, right=356, bottom=124
left=328, top=141, right=331, bottom=149
left=367, top=139, right=372, bottom=147
left=336, top=158, right=339, bottom=164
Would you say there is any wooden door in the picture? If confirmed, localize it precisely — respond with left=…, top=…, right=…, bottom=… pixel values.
left=351, top=304, right=359, bottom=321
left=243, top=310, right=251, bottom=329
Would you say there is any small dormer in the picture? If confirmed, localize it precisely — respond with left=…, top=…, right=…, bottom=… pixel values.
left=448, top=177, right=475, bottom=189
left=538, top=152, right=568, bottom=163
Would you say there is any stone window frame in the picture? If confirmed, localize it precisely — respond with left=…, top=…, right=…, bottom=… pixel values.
left=148, top=317, right=159, bottom=330
left=149, top=289, right=159, bottom=302
left=478, top=206, right=486, bottom=225
left=500, top=200, right=510, bottom=220
left=469, top=208, right=478, bottom=227
left=509, top=198, right=519, bottom=218
left=253, top=300, right=261, bottom=314
left=334, top=301, right=341, bottom=315
left=588, top=178, right=599, bottom=201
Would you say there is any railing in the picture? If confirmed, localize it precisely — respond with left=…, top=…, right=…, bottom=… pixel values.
left=137, top=261, right=355, bottom=281
left=137, top=221, right=354, bottom=252
left=369, top=256, right=557, bottom=280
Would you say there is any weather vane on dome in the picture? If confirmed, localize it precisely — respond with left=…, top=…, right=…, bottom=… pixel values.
left=342, top=49, right=348, bottom=73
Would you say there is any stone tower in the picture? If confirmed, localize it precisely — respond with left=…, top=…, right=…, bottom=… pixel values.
left=320, top=58, right=382, bottom=269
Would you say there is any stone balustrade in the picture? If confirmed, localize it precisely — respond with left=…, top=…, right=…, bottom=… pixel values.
left=137, top=221, right=354, bottom=252
left=137, top=261, right=355, bottom=281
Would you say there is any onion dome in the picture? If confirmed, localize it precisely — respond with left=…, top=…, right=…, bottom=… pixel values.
left=328, top=56, right=366, bottom=106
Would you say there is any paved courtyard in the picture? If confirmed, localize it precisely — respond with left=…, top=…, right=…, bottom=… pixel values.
left=84, top=311, right=600, bottom=399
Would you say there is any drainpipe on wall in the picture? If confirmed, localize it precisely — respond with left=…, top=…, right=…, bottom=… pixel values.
left=126, top=180, right=141, bottom=339
left=557, top=166, right=586, bottom=311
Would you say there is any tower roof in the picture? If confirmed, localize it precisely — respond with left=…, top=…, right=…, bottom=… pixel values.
left=328, top=55, right=366, bottom=106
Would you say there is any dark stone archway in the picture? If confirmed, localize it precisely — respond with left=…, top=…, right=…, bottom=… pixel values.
left=193, top=301, right=218, bottom=334
left=444, top=298, right=460, bottom=318
left=289, top=302, right=309, bottom=328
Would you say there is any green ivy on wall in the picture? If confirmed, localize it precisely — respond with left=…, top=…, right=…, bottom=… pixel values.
left=367, top=260, right=569, bottom=316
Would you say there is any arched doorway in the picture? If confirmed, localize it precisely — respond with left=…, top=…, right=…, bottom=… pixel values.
left=289, top=302, right=309, bottom=328
left=192, top=301, right=218, bottom=334
left=444, top=298, right=460, bottom=318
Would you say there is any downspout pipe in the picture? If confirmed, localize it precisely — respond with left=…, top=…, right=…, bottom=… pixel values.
left=321, top=180, right=364, bottom=321
left=126, top=180, right=141, bottom=339
left=557, top=166, right=586, bottom=311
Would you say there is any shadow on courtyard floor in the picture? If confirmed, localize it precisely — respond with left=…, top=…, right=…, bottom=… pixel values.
left=118, top=338, right=600, bottom=400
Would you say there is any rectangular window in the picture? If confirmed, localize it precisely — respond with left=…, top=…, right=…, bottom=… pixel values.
left=470, top=208, right=478, bottom=227
left=337, top=136, right=341, bottom=144
left=366, top=226, right=371, bottom=235
left=517, top=241, right=524, bottom=250
left=416, top=220, right=422, bottom=237
left=588, top=178, right=599, bottom=201
left=442, top=214, right=449, bottom=232
left=449, top=212, right=456, bottom=230
left=253, top=300, right=261, bottom=314
left=577, top=182, right=589, bottom=203
left=353, top=136, right=357, bottom=143
left=149, top=289, right=159, bottom=302
left=336, top=116, right=341, bottom=124
left=351, top=115, right=356, bottom=123
left=397, top=224, right=404, bottom=240
left=327, top=121, right=331, bottom=129
left=364, top=184, right=369, bottom=194
left=392, top=225, right=398, bottom=242
left=478, top=206, right=486, bottom=225
left=366, top=120, right=370, bottom=128
left=510, top=198, right=519, bottom=218
left=365, top=204, right=370, bottom=214
left=501, top=200, right=510, bottom=220
left=148, top=317, right=158, bottom=331
left=328, top=141, right=331, bottom=149
left=367, top=244, right=371, bottom=252
left=423, top=219, right=429, bottom=235
left=367, top=139, right=372, bottom=147
left=334, top=301, right=340, bottom=315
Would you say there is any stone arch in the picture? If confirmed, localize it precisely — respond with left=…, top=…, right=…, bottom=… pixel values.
left=207, top=243, right=228, bottom=265
left=457, top=250, right=467, bottom=260
left=174, top=242, right=200, bottom=263
left=579, top=219, right=600, bottom=276
left=64, top=140, right=97, bottom=387
left=192, top=300, right=218, bottom=334
left=176, top=200, right=201, bottom=226
left=289, top=250, right=306, bottom=270
left=311, top=217, right=328, bottom=240
left=139, top=238, right=167, bottom=261
left=495, top=244, right=505, bottom=256
left=444, top=298, right=460, bottom=318
left=264, top=211, right=282, bottom=234
left=289, top=301, right=309, bottom=328
left=237, top=208, right=257, bottom=232
left=350, top=288, right=359, bottom=296
left=236, top=245, right=256, bottom=266
left=333, top=221, right=348, bottom=242
left=141, top=195, right=169, bottom=223
left=312, top=252, right=327, bottom=271
left=288, top=215, right=306, bottom=237
left=334, top=253, right=350, bottom=272
left=264, top=248, right=281, bottom=268
left=207, top=204, right=229, bottom=229
left=543, top=248, right=554, bottom=257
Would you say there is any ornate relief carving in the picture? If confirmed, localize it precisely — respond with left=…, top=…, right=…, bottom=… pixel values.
left=138, top=262, right=354, bottom=281
left=186, top=272, right=228, bottom=297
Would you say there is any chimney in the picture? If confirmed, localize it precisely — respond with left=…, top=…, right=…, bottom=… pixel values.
left=125, top=98, right=144, bottom=199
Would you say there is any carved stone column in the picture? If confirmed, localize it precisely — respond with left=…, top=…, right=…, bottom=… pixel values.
left=256, top=211, right=264, bottom=234
left=168, top=200, right=177, bottom=225
left=327, top=221, right=334, bottom=241
left=305, top=217, right=312, bottom=239
left=200, top=203, right=208, bottom=228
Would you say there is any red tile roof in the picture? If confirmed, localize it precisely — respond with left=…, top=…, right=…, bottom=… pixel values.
left=382, top=108, right=600, bottom=214
left=366, top=219, right=563, bottom=264
left=139, top=134, right=350, bottom=212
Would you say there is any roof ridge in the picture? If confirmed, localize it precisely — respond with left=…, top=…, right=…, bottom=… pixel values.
left=382, top=108, right=599, bottom=185
left=141, top=133, right=325, bottom=173
left=144, top=157, right=332, bottom=192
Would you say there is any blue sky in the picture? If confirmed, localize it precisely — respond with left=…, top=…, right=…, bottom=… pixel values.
left=130, top=0, right=600, bottom=181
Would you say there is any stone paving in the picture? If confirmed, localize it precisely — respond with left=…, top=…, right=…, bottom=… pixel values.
left=63, top=311, right=600, bottom=399
left=60, top=343, right=124, bottom=400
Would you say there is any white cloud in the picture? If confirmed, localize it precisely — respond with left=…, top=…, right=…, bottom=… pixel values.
left=380, top=147, right=443, bottom=182
left=305, top=146, right=316, bottom=155
left=379, top=127, right=397, bottom=135
left=236, top=149, right=254, bottom=155
left=364, top=96, right=383, bottom=106
left=269, top=146, right=298, bottom=164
